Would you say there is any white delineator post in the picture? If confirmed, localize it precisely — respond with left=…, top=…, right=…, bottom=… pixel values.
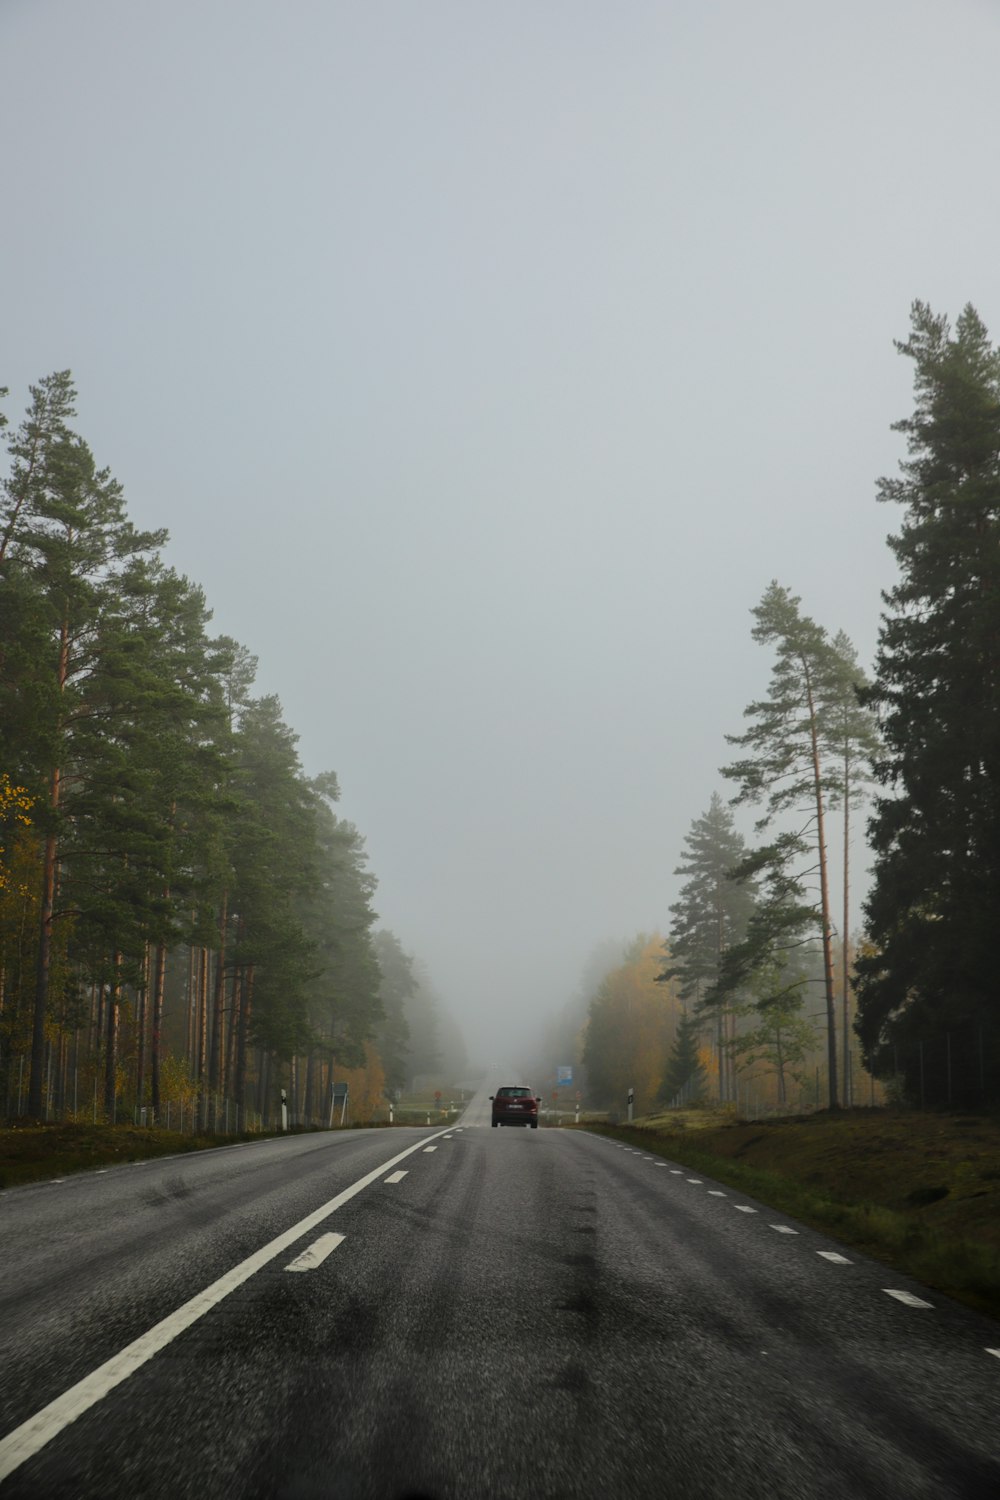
left=627, top=1086, right=634, bottom=1124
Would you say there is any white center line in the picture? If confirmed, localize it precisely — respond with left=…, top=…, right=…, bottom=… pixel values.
left=770, top=1225, right=798, bottom=1234
left=384, top=1170, right=408, bottom=1184
left=284, top=1233, right=345, bottom=1272
left=884, top=1289, right=933, bottom=1308
left=0, top=1125, right=453, bottom=1483
left=707, top=1190, right=727, bottom=1197
left=817, top=1251, right=851, bottom=1264
left=734, top=1205, right=757, bottom=1214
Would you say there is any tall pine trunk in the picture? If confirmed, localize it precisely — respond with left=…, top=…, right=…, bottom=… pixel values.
left=29, top=815, right=58, bottom=1117
left=104, top=956, right=121, bottom=1121
left=842, top=747, right=852, bottom=1107
left=806, top=669, right=839, bottom=1110
left=150, top=941, right=167, bottom=1116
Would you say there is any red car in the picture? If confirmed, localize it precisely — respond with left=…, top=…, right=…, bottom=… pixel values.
left=490, top=1085, right=539, bottom=1128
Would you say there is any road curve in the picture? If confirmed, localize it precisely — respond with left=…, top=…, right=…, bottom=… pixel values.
left=1, top=1111, right=998, bottom=1498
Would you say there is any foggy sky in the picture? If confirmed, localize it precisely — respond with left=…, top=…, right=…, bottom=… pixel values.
left=3, top=0, right=999, bottom=1061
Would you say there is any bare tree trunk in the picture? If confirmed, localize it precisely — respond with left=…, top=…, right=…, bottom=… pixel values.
left=150, top=941, right=167, bottom=1116
left=186, top=942, right=197, bottom=1073
left=28, top=820, right=58, bottom=1117
left=806, top=669, right=839, bottom=1110
left=304, top=1050, right=316, bottom=1124
left=235, top=964, right=254, bottom=1109
left=255, top=1047, right=269, bottom=1120
left=104, top=957, right=121, bottom=1122
left=209, top=892, right=228, bottom=1095
left=29, top=613, right=69, bottom=1117
left=842, top=749, right=852, bottom=1107
left=135, top=944, right=150, bottom=1117
left=197, top=946, right=209, bottom=1128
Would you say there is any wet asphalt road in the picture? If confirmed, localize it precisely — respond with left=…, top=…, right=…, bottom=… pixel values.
left=1, top=1096, right=999, bottom=1499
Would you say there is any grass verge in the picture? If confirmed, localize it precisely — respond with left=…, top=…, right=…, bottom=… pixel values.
left=583, top=1111, right=1000, bottom=1323
left=0, top=1121, right=304, bottom=1189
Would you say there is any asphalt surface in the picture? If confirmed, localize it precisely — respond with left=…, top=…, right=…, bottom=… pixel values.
left=1, top=1089, right=999, bottom=1499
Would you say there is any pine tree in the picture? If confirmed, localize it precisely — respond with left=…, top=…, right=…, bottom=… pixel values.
left=662, top=793, right=755, bottom=1101
left=855, top=303, right=1000, bottom=1105
left=0, top=374, right=166, bottom=1115
left=657, top=1008, right=707, bottom=1106
left=722, top=583, right=843, bottom=1108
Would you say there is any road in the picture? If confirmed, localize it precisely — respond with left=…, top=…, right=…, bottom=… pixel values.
left=1, top=1087, right=998, bottom=1498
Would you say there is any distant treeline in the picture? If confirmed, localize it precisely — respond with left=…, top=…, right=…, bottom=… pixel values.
left=549, top=302, right=1000, bottom=1113
left=0, top=373, right=464, bottom=1126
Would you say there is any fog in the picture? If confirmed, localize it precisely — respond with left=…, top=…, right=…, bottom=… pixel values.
left=4, top=0, right=1000, bottom=1064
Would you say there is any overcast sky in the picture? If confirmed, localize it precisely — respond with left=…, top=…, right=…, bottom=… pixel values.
left=3, top=0, right=999, bottom=1062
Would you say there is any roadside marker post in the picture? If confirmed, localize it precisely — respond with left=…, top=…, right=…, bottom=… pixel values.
left=627, top=1086, right=635, bottom=1124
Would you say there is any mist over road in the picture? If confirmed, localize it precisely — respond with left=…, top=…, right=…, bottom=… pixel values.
left=1, top=1111, right=998, bottom=1499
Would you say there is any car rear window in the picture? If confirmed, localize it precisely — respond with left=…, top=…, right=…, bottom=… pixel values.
left=498, top=1087, right=532, bottom=1097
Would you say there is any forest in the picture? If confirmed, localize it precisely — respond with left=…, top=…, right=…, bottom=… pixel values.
left=544, top=303, right=1000, bottom=1117
left=0, top=373, right=465, bottom=1128
left=3, top=301, right=999, bottom=1127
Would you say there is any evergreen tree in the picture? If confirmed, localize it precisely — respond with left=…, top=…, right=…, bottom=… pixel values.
left=0, top=374, right=165, bottom=1114
left=855, top=303, right=1000, bottom=1105
left=657, top=1008, right=707, bottom=1106
left=722, top=583, right=843, bottom=1108
left=372, top=929, right=415, bottom=1097
left=661, top=793, right=755, bottom=1101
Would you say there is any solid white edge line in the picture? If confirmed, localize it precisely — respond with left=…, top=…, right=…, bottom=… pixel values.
left=0, top=1126, right=452, bottom=1482
left=284, top=1233, right=345, bottom=1272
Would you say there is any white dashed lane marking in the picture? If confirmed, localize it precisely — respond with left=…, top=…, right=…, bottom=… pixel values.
left=670, top=1170, right=683, bottom=1175
left=423, top=1146, right=437, bottom=1153
left=884, top=1289, right=933, bottom=1308
left=817, top=1251, right=851, bottom=1264
left=384, top=1171, right=408, bottom=1184
left=770, top=1225, right=798, bottom=1234
left=734, top=1205, right=757, bottom=1214
left=708, top=1190, right=727, bottom=1197
left=987, top=1349, right=1000, bottom=1360
left=686, top=1178, right=703, bottom=1184
left=284, top=1233, right=345, bottom=1273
